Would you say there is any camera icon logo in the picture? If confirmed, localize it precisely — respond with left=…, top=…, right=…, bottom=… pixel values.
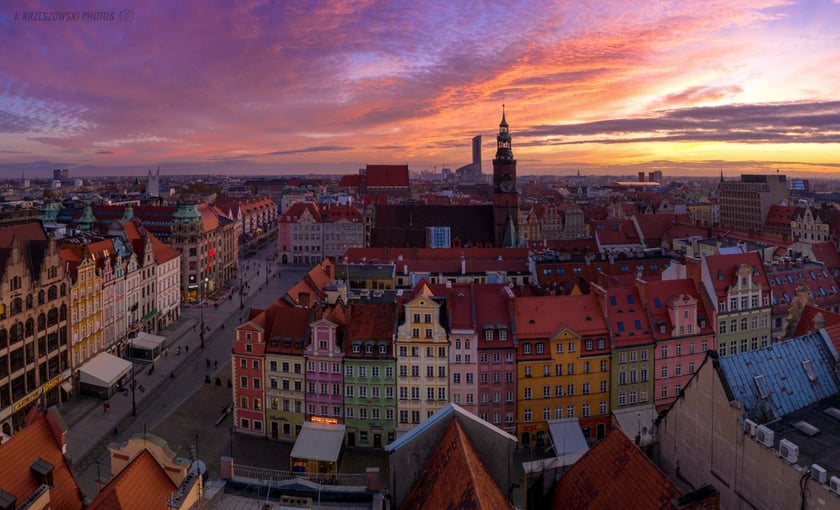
left=119, top=10, right=134, bottom=22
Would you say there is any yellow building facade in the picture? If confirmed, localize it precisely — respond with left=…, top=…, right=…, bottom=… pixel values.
left=395, top=294, right=449, bottom=435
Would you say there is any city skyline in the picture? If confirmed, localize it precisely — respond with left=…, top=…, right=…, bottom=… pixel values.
left=2, top=1, right=840, bottom=179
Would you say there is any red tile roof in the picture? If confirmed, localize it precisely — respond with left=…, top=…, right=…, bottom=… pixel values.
left=400, top=419, right=514, bottom=510
left=339, top=174, right=362, bottom=188
left=793, top=304, right=840, bottom=337
left=811, top=242, right=840, bottom=270
left=703, top=252, right=769, bottom=298
left=365, top=164, right=410, bottom=188
left=550, top=430, right=682, bottom=510
left=600, top=286, right=654, bottom=348
left=641, top=279, right=714, bottom=341
left=344, top=302, right=397, bottom=357
left=514, top=294, right=608, bottom=338
left=86, top=449, right=178, bottom=510
left=0, top=410, right=84, bottom=510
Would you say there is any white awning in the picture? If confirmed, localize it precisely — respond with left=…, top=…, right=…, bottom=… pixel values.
left=131, top=332, right=166, bottom=351
left=547, top=418, right=590, bottom=457
left=79, top=352, right=132, bottom=388
left=290, top=422, right=346, bottom=463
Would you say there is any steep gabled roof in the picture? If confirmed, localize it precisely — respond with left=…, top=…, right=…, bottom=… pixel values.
left=365, top=164, right=410, bottom=188
left=0, top=410, right=84, bottom=510
left=86, top=449, right=178, bottom=510
left=343, top=302, right=397, bottom=357
left=550, top=430, right=682, bottom=510
left=399, top=419, right=514, bottom=510
left=793, top=304, right=840, bottom=337
left=704, top=251, right=769, bottom=297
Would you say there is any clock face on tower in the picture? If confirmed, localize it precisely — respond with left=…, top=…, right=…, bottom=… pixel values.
left=500, top=179, right=513, bottom=192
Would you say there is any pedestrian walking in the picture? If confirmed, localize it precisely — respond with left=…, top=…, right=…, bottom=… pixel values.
left=103, top=402, right=111, bottom=413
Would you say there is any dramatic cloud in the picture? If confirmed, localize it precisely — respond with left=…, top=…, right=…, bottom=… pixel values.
left=1, top=0, right=838, bottom=177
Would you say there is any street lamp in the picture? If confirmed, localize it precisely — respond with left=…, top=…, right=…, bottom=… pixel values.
left=239, top=269, right=244, bottom=310
left=200, top=277, right=207, bottom=349
left=129, top=338, right=137, bottom=416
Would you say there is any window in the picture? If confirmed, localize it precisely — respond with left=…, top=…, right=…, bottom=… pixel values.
left=661, top=345, right=668, bottom=358
left=618, top=392, right=626, bottom=406
left=582, top=382, right=590, bottom=395
left=566, top=384, right=574, bottom=396
left=597, top=338, right=605, bottom=350
left=600, top=360, right=607, bottom=372
left=568, top=342, right=575, bottom=352
left=524, top=387, right=532, bottom=399
left=600, top=380, right=607, bottom=393
left=585, top=339, right=593, bottom=351
left=523, top=344, right=531, bottom=355
left=661, top=366, right=668, bottom=378
left=536, top=343, right=544, bottom=354
left=524, top=409, right=532, bottom=422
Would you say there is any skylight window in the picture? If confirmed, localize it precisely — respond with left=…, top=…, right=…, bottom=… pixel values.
left=627, top=294, right=634, bottom=304
left=634, top=320, right=642, bottom=330
left=654, top=298, right=661, bottom=308
left=802, top=360, right=817, bottom=382
left=617, top=321, right=625, bottom=332
left=609, top=296, right=617, bottom=306
left=754, top=375, right=770, bottom=399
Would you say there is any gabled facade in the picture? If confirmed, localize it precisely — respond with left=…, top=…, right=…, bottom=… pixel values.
left=636, top=278, right=715, bottom=410
left=263, top=305, right=309, bottom=440
left=343, top=302, right=398, bottom=448
left=233, top=309, right=268, bottom=436
left=441, top=283, right=479, bottom=417
left=592, top=284, right=655, bottom=413
left=475, top=284, right=517, bottom=434
left=61, top=245, right=103, bottom=371
left=0, top=224, right=71, bottom=437
left=701, top=252, right=772, bottom=357
left=395, top=292, right=450, bottom=435
left=304, top=317, right=345, bottom=424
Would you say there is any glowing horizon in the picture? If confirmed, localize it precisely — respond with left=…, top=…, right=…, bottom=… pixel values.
left=1, top=1, right=839, bottom=179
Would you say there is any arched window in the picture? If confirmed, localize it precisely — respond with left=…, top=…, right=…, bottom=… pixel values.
left=47, top=308, right=58, bottom=327
left=10, top=322, right=24, bottom=343
left=48, top=285, right=58, bottom=301
left=25, top=318, right=34, bottom=337
left=38, top=290, right=45, bottom=305
left=26, top=294, right=33, bottom=310
left=10, top=298, right=22, bottom=315
left=60, top=283, right=67, bottom=297
left=37, top=314, right=46, bottom=332
left=59, top=305, right=67, bottom=321
left=0, top=328, right=7, bottom=349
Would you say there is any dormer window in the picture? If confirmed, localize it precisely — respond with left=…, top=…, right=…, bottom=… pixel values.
left=30, top=457, right=54, bottom=487
left=352, top=344, right=360, bottom=353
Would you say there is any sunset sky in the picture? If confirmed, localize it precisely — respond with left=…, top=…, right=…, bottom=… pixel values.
left=2, top=0, right=839, bottom=179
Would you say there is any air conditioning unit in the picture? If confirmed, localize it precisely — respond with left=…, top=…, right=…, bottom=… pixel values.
left=756, top=425, right=774, bottom=447
left=779, top=439, right=799, bottom=463
left=743, top=419, right=758, bottom=436
left=830, top=476, right=840, bottom=495
left=812, top=464, right=828, bottom=484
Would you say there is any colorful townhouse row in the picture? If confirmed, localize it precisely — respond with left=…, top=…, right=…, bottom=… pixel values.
left=231, top=271, right=723, bottom=450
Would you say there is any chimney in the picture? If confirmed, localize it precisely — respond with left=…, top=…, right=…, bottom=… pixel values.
left=814, top=312, right=825, bottom=331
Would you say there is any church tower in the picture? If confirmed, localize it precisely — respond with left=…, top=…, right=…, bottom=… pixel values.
left=493, top=106, right=519, bottom=247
